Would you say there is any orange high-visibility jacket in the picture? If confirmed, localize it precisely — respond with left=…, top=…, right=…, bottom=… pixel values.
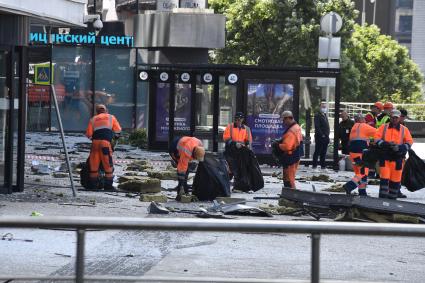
left=85, top=113, right=122, bottom=142
left=374, top=123, right=413, bottom=152
left=279, top=123, right=303, bottom=154
left=176, top=136, right=203, bottom=175
left=348, top=123, right=377, bottom=153
left=223, top=123, right=252, bottom=146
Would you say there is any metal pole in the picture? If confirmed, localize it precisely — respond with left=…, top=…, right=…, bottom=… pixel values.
left=311, top=233, right=321, bottom=283
left=362, top=0, right=366, bottom=25
left=51, top=86, right=77, bottom=197
left=373, top=1, right=376, bottom=25
left=76, top=229, right=86, bottom=283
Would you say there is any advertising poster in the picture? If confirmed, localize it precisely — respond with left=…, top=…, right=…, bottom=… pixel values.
left=155, top=83, right=191, bottom=141
left=246, top=83, right=294, bottom=155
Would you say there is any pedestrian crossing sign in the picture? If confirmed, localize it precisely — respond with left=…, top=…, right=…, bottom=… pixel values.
left=34, top=64, right=54, bottom=85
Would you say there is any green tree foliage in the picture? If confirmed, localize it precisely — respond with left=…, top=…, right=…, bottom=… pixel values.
left=344, top=24, right=423, bottom=103
left=209, top=0, right=423, bottom=103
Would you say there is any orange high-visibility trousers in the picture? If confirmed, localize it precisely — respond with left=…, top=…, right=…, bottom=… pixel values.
left=89, top=140, right=114, bottom=188
left=283, top=161, right=300, bottom=189
left=379, top=159, right=404, bottom=198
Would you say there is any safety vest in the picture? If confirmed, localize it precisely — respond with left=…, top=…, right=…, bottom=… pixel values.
left=348, top=123, right=376, bottom=153
left=365, top=112, right=376, bottom=127
left=376, top=114, right=390, bottom=128
left=224, top=123, right=252, bottom=147
left=176, top=137, right=203, bottom=175
left=86, top=113, right=121, bottom=142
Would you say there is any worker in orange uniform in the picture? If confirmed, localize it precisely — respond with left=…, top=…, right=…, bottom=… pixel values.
left=278, top=111, right=303, bottom=189
left=85, top=104, right=122, bottom=191
left=374, top=110, right=413, bottom=199
left=376, top=102, right=394, bottom=128
left=343, top=114, right=377, bottom=196
left=223, top=112, right=253, bottom=180
left=365, top=102, right=383, bottom=128
left=169, top=136, right=205, bottom=200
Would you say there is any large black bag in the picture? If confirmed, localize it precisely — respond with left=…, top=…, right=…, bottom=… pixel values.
left=192, top=153, right=231, bottom=201
left=401, top=149, right=425, bottom=192
left=80, top=158, right=104, bottom=190
left=233, top=147, right=264, bottom=192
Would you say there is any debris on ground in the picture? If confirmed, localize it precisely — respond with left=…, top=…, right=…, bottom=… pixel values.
left=335, top=208, right=424, bottom=224
left=126, top=160, right=153, bottom=171
left=30, top=211, right=43, bottom=217
left=146, top=170, right=178, bottom=180
left=322, top=183, right=346, bottom=193
left=139, top=193, right=168, bottom=203
left=258, top=203, right=300, bottom=215
left=118, top=177, right=161, bottom=193
left=310, top=174, right=334, bottom=182
left=52, top=172, right=69, bottom=178
left=147, top=202, right=170, bottom=214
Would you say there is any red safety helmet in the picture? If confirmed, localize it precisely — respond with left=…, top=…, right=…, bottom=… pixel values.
left=383, top=102, right=394, bottom=110
left=373, top=101, right=384, bottom=110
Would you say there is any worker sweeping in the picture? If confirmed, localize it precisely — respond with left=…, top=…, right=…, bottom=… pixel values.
left=169, top=136, right=205, bottom=201
left=278, top=111, right=303, bottom=189
left=85, top=104, right=121, bottom=191
left=343, top=114, right=376, bottom=196
left=374, top=110, right=413, bottom=199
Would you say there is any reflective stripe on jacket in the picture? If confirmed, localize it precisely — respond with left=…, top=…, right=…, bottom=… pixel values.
left=85, top=113, right=122, bottom=142
left=348, top=123, right=377, bottom=153
left=376, top=114, right=390, bottom=128
left=223, top=123, right=252, bottom=147
left=374, top=124, right=413, bottom=152
left=176, top=136, right=203, bottom=176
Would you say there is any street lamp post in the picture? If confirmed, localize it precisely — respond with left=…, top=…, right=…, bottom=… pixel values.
left=362, top=0, right=366, bottom=25
left=371, top=0, right=376, bottom=25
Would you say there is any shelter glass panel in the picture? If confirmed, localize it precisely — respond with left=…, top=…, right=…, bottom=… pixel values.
left=194, top=75, right=214, bottom=151
left=0, top=51, right=7, bottom=184
left=246, top=82, right=294, bottom=155
left=218, top=76, right=237, bottom=151
left=174, top=82, right=192, bottom=136
left=136, top=81, right=149, bottom=129
left=51, top=46, right=92, bottom=131
left=95, top=48, right=135, bottom=129
left=299, top=77, right=335, bottom=160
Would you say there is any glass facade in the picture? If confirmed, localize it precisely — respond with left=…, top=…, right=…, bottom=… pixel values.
left=51, top=46, right=92, bottom=131
left=27, top=46, right=145, bottom=133
left=95, top=48, right=135, bottom=129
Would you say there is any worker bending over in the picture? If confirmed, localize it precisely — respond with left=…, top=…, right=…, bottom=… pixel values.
left=169, top=136, right=205, bottom=201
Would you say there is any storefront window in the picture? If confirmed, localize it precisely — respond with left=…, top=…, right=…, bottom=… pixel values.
left=195, top=76, right=214, bottom=150
left=246, top=82, right=294, bottom=155
left=27, top=47, right=51, bottom=131
left=51, top=46, right=92, bottom=131
left=95, top=48, right=135, bottom=129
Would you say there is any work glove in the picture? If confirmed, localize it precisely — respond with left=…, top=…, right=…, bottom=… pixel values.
left=377, top=140, right=390, bottom=149
left=391, top=144, right=399, bottom=152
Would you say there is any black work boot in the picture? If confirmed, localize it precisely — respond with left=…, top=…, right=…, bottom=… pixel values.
left=175, top=186, right=185, bottom=201
left=398, top=191, right=407, bottom=198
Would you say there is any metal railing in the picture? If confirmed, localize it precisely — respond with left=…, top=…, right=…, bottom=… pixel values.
left=1, top=216, right=425, bottom=283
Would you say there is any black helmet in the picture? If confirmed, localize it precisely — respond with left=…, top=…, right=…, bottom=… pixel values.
left=234, top=112, right=245, bottom=119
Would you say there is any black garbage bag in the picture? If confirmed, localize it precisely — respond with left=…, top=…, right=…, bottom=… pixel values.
left=192, top=153, right=231, bottom=201
left=233, top=147, right=264, bottom=192
left=401, top=149, right=425, bottom=192
left=80, top=158, right=104, bottom=190
left=362, top=146, right=381, bottom=169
